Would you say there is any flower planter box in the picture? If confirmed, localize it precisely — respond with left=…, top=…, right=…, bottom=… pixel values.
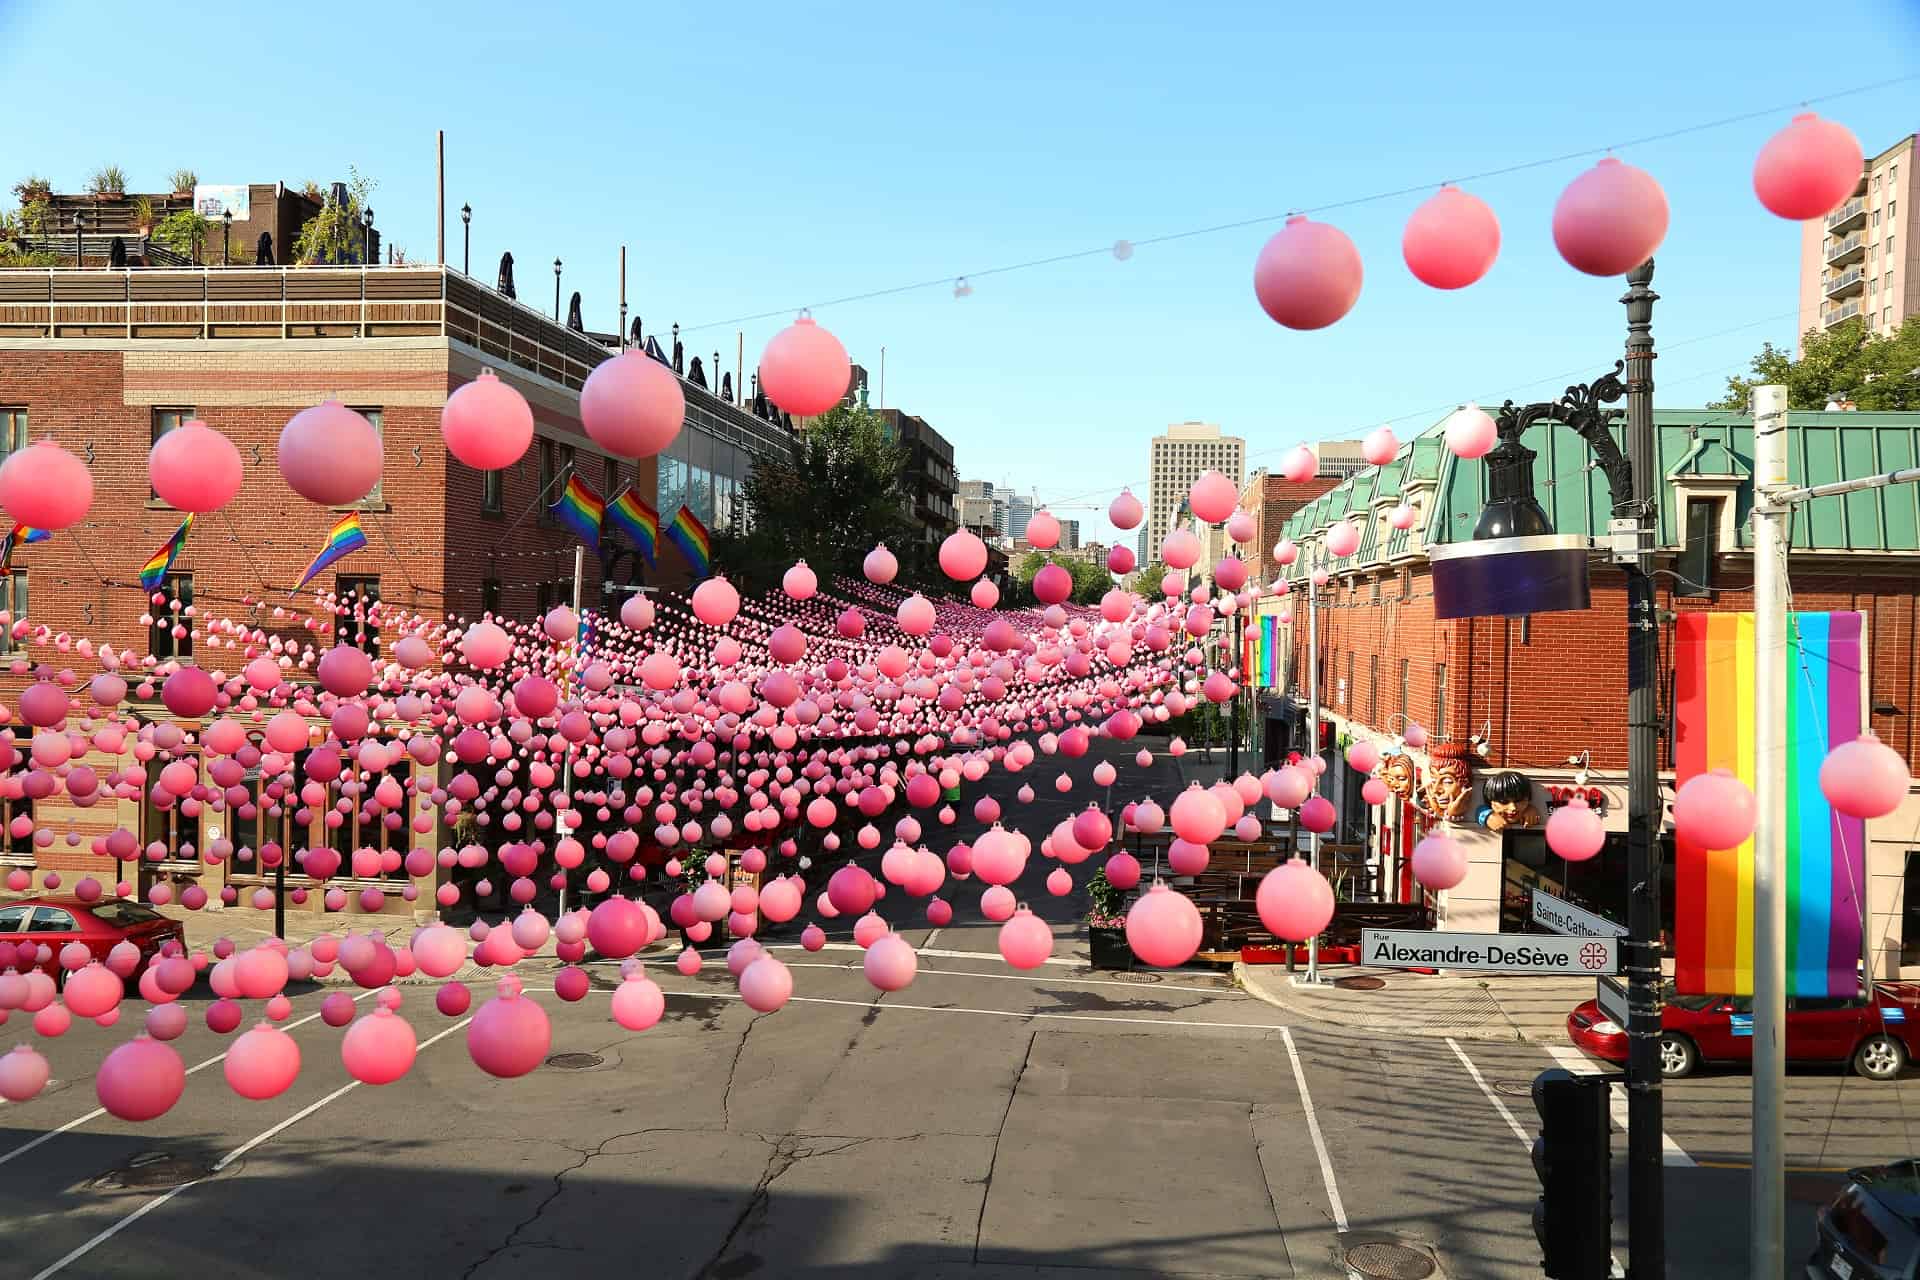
left=1088, top=925, right=1132, bottom=971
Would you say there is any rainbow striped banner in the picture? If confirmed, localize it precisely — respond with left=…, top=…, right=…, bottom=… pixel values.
left=294, top=513, right=367, bottom=590
left=549, top=474, right=605, bottom=553
left=606, top=486, right=658, bottom=565
left=1673, top=611, right=1866, bottom=998
left=666, top=504, right=710, bottom=578
left=140, top=515, right=194, bottom=590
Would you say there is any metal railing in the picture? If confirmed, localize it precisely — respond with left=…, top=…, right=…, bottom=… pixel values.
left=1825, top=231, right=1865, bottom=264
left=1823, top=266, right=1865, bottom=297
left=1825, top=196, right=1866, bottom=230
left=1823, top=298, right=1862, bottom=325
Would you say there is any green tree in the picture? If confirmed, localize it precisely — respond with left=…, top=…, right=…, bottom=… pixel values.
left=292, top=167, right=376, bottom=265
left=1122, top=564, right=1170, bottom=598
left=153, top=209, right=209, bottom=260
left=1012, top=550, right=1112, bottom=605
left=1712, top=317, right=1920, bottom=411
left=709, top=402, right=924, bottom=594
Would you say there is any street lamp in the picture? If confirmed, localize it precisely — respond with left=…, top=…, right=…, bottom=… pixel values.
left=222, top=208, right=232, bottom=267
left=362, top=206, right=374, bottom=264
left=73, top=209, right=85, bottom=269
left=460, top=203, right=471, bottom=274
left=553, top=258, right=563, bottom=320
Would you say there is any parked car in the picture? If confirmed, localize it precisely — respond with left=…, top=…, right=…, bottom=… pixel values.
left=1568, top=981, right=1920, bottom=1081
left=0, top=896, right=184, bottom=984
left=1808, top=1160, right=1920, bottom=1279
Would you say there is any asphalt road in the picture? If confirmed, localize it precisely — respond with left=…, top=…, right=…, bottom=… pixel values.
left=1, top=738, right=1913, bottom=1279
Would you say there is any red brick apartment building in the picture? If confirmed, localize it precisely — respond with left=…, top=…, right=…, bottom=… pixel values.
left=0, top=263, right=795, bottom=914
left=1253, top=413, right=1920, bottom=974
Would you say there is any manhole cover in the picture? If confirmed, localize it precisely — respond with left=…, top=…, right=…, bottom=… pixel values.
left=87, top=1151, right=215, bottom=1192
left=1344, top=1241, right=1437, bottom=1279
left=1334, top=975, right=1387, bottom=991
left=1492, top=1079, right=1536, bottom=1098
left=545, top=1053, right=604, bottom=1070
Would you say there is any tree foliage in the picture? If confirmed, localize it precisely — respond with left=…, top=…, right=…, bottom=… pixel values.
left=1012, top=551, right=1112, bottom=605
left=153, top=209, right=208, bottom=259
left=1122, top=564, right=1171, bottom=599
left=292, top=167, right=376, bottom=266
left=1712, top=317, right=1920, bottom=411
left=709, top=403, right=926, bottom=594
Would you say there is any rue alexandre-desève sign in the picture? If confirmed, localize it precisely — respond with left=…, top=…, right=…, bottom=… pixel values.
left=1360, top=929, right=1620, bottom=975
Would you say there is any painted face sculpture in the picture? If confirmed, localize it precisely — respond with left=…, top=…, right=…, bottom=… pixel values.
left=1423, top=751, right=1475, bottom=822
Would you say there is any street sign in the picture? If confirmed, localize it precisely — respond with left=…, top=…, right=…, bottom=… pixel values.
left=1361, top=928, right=1619, bottom=975
left=1597, top=976, right=1627, bottom=1026
left=1531, top=888, right=1628, bottom=939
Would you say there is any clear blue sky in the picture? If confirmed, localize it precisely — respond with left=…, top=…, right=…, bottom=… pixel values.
left=4, top=0, right=1917, bottom=548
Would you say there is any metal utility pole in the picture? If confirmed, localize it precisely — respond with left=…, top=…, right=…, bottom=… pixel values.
left=1229, top=606, right=1243, bottom=776
left=1303, top=570, right=1323, bottom=985
left=555, top=543, right=586, bottom=919
left=1619, top=259, right=1664, bottom=1280
left=436, top=129, right=446, bottom=265
left=1749, top=382, right=1789, bottom=1279
left=618, top=246, right=627, bottom=348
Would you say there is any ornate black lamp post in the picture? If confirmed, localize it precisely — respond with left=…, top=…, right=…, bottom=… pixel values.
left=553, top=258, right=563, bottom=320
left=461, top=203, right=471, bottom=274
left=362, top=206, right=375, bottom=264
left=73, top=210, right=86, bottom=268
left=222, top=209, right=232, bottom=267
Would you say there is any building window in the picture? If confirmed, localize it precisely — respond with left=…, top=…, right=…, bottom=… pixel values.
left=1677, top=499, right=1718, bottom=597
left=143, top=752, right=198, bottom=858
left=604, top=456, right=619, bottom=499
left=1500, top=829, right=1675, bottom=937
left=1433, top=663, right=1447, bottom=738
left=348, top=408, right=384, bottom=505
left=0, top=791, right=32, bottom=863
left=150, top=408, right=191, bottom=500
left=0, top=571, right=24, bottom=655
left=1399, top=568, right=1411, bottom=599
left=482, top=468, right=503, bottom=516
left=1399, top=658, right=1410, bottom=719
left=149, top=572, right=193, bottom=659
left=0, top=408, right=26, bottom=460
left=336, top=575, right=381, bottom=653
left=1345, top=653, right=1353, bottom=709
left=481, top=578, right=500, bottom=618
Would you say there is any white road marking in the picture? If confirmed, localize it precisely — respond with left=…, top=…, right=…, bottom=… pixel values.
left=1280, top=1026, right=1349, bottom=1232
left=1446, top=1037, right=1531, bottom=1145
left=765, top=941, right=1079, bottom=967
left=1546, top=1045, right=1696, bottom=1167
left=0, top=988, right=379, bottom=1169
left=662, top=986, right=1283, bottom=1031
left=28, top=1015, right=473, bottom=1280
left=623, top=955, right=1231, bottom=997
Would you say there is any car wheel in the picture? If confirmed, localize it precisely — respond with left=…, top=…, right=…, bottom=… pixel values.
left=1853, top=1034, right=1906, bottom=1081
left=1658, top=1033, right=1698, bottom=1078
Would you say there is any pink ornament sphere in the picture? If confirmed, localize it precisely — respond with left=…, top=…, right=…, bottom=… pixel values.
left=1256, top=860, right=1336, bottom=941
left=1109, top=489, right=1144, bottom=530
left=1445, top=404, right=1498, bottom=460
left=863, top=934, right=918, bottom=991
left=939, top=529, right=988, bottom=581
left=1753, top=113, right=1863, bottom=221
left=1552, top=158, right=1668, bottom=277
left=0, top=439, right=93, bottom=530
left=278, top=401, right=381, bottom=505
left=225, top=1022, right=301, bottom=1100
left=864, top=543, right=898, bottom=585
left=1188, top=471, right=1238, bottom=524
left=1674, top=768, right=1757, bottom=850
left=95, top=1035, right=186, bottom=1121
left=1026, top=510, right=1061, bottom=549
left=1402, top=185, right=1501, bottom=289
left=613, top=975, right=668, bottom=1027
left=691, top=577, right=741, bottom=627
left=1545, top=798, right=1606, bottom=862
left=759, top=316, right=851, bottom=417
left=1032, top=564, right=1072, bottom=606
left=1411, top=834, right=1469, bottom=890
left=1819, top=734, right=1911, bottom=820
left=342, top=1008, right=418, bottom=1085
left=1297, top=795, right=1336, bottom=834
left=997, top=909, right=1054, bottom=970
left=441, top=369, right=534, bottom=470
left=0, top=1045, right=50, bottom=1103
left=738, top=958, right=792, bottom=1014
left=580, top=350, right=685, bottom=458
left=1362, top=426, right=1399, bottom=466
left=1253, top=215, right=1363, bottom=331
left=1326, top=521, right=1360, bottom=558
left=150, top=421, right=243, bottom=512
left=1125, top=883, right=1202, bottom=967
left=467, top=988, right=552, bottom=1078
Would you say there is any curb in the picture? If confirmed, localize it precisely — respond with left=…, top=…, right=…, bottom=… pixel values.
left=1232, top=960, right=1546, bottom=1043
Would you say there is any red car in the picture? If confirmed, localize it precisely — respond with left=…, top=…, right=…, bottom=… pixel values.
left=1568, top=982, right=1920, bottom=1081
left=0, top=896, right=185, bottom=984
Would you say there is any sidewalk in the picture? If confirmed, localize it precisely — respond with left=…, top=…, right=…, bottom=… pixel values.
left=1235, top=960, right=1596, bottom=1043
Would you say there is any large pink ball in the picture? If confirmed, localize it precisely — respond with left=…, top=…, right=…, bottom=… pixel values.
left=63, top=962, right=123, bottom=1018
left=0, top=1045, right=50, bottom=1102
left=621, top=593, right=655, bottom=630
left=1253, top=215, right=1363, bottom=330
left=460, top=620, right=512, bottom=668
left=442, top=369, right=534, bottom=470
left=1552, top=158, right=1668, bottom=277
left=897, top=594, right=936, bottom=635
left=1402, top=186, right=1501, bottom=289
left=971, top=579, right=1000, bottom=609
left=863, top=934, right=918, bottom=991
left=95, top=1035, right=185, bottom=1120
left=1161, top=528, right=1202, bottom=570
left=612, top=975, right=668, bottom=1028
left=1105, top=851, right=1141, bottom=890
left=588, top=896, right=648, bottom=958
left=782, top=561, right=818, bottom=599
left=581, top=350, right=685, bottom=458
left=939, top=530, right=988, bottom=581
left=317, top=643, right=374, bottom=697
left=1326, top=521, right=1360, bottom=558
left=1445, top=404, right=1498, bottom=460
left=738, top=957, right=792, bottom=1013
left=1297, top=795, right=1336, bottom=834
left=1362, top=426, right=1399, bottom=467
left=234, top=946, right=289, bottom=999
left=1279, top=446, right=1315, bottom=485
left=412, top=924, right=469, bottom=978
left=1545, top=799, right=1606, bottom=862
left=1109, top=489, right=1143, bottom=530
left=1188, top=471, right=1238, bottom=524
left=467, top=989, right=552, bottom=1078
left=1674, top=768, right=1757, bottom=850
left=1411, top=834, right=1469, bottom=890
left=827, top=865, right=878, bottom=916
left=759, top=316, right=850, bottom=416
left=971, top=829, right=1027, bottom=886
left=1819, top=734, right=1910, bottom=820
left=225, top=1022, right=301, bottom=1100
left=161, top=665, right=217, bottom=717
left=1753, top=113, right=1863, bottom=221
left=0, top=439, right=93, bottom=530
left=998, top=909, right=1054, bottom=970
left=278, top=401, right=381, bottom=505
left=1032, top=564, right=1072, bottom=606
left=1256, top=860, right=1335, bottom=941
left=150, top=421, right=243, bottom=512
left=1169, top=787, right=1227, bottom=844
left=1125, top=883, right=1202, bottom=967
left=342, top=1008, right=417, bottom=1085
left=691, top=577, right=741, bottom=627
left=1026, top=510, right=1060, bottom=549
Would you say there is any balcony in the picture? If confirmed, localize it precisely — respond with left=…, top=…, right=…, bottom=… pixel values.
left=1823, top=298, right=1862, bottom=327
left=1824, top=267, right=1866, bottom=299
left=1825, top=231, right=1866, bottom=266
left=1826, top=197, right=1867, bottom=234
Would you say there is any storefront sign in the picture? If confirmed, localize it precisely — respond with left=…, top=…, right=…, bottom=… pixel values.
left=1544, top=784, right=1608, bottom=816
left=1361, top=928, right=1619, bottom=975
left=1531, top=888, right=1628, bottom=939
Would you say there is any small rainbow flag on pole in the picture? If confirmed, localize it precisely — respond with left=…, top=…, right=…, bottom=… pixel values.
left=549, top=473, right=605, bottom=553
left=0, top=524, right=50, bottom=572
left=666, top=505, right=710, bottom=578
left=294, top=513, right=368, bottom=590
left=139, top=515, right=194, bottom=590
left=605, top=486, right=659, bottom=565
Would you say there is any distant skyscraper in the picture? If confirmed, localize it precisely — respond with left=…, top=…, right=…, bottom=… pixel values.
left=1314, top=441, right=1368, bottom=479
left=1147, top=422, right=1245, bottom=554
left=1798, top=133, right=1917, bottom=342
left=957, top=478, right=998, bottom=533
left=1058, top=518, right=1080, bottom=551
left=1006, top=490, right=1036, bottom=541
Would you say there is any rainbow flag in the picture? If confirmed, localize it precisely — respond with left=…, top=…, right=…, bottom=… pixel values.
left=139, top=515, right=194, bottom=590
left=549, top=474, right=604, bottom=553
left=666, top=504, right=710, bottom=578
left=1674, top=612, right=1866, bottom=998
left=606, top=487, right=659, bottom=565
left=0, top=524, right=49, bottom=572
left=294, top=513, right=367, bottom=590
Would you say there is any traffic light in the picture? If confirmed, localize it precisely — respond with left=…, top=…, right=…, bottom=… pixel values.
left=1531, top=1067, right=1611, bottom=1280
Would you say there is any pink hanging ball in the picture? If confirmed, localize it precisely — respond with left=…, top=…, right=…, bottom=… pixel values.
left=1187, top=471, right=1238, bottom=524
left=277, top=401, right=382, bottom=505
left=1819, top=733, right=1911, bottom=820
left=1552, top=158, right=1669, bottom=277
left=1346, top=740, right=1381, bottom=774
left=437, top=983, right=472, bottom=1017
left=466, top=987, right=552, bottom=1078
left=342, top=1007, right=418, bottom=1085
left=441, top=369, right=534, bottom=470
left=1105, top=851, right=1141, bottom=890
left=1109, top=489, right=1144, bottom=530
left=95, top=1034, right=186, bottom=1120
left=738, top=957, right=792, bottom=1014
left=1032, top=564, right=1072, bottom=606
left=1256, top=860, right=1336, bottom=941
left=863, top=934, right=918, bottom=991
left=1362, top=426, right=1399, bottom=467
left=1026, top=510, right=1061, bottom=549
left=691, top=577, right=741, bottom=627
left=759, top=315, right=851, bottom=417
left=1388, top=503, right=1415, bottom=530
left=150, top=421, right=243, bottom=512
left=1545, top=798, right=1606, bottom=862
left=613, top=974, right=668, bottom=1027
left=1411, top=833, right=1469, bottom=890
left=225, top=1022, right=301, bottom=1100
left=1401, top=185, right=1501, bottom=289
left=1253, top=215, right=1363, bottom=330
left=1445, top=404, right=1498, bottom=460
left=1279, top=446, right=1316, bottom=485
left=1360, top=778, right=1390, bottom=806
left=1297, top=795, right=1336, bottom=834
left=800, top=923, right=827, bottom=952
left=1753, top=113, right=1864, bottom=221
left=1326, top=521, right=1360, bottom=558
left=864, top=544, right=899, bottom=585
left=1125, top=883, right=1202, bottom=967
left=0, top=1045, right=50, bottom=1103
left=580, top=350, right=685, bottom=458
left=1046, top=867, right=1073, bottom=896
left=939, top=529, right=989, bottom=581
left=1674, top=767, right=1757, bottom=850
left=0, top=439, right=93, bottom=530
left=970, top=579, right=999, bottom=609
left=998, top=908, right=1054, bottom=970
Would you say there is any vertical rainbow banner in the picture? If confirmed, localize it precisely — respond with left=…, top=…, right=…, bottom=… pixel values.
left=1673, top=611, right=1866, bottom=998
left=1262, top=615, right=1278, bottom=687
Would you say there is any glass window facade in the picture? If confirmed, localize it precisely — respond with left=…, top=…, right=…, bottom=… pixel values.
left=656, top=402, right=757, bottom=532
